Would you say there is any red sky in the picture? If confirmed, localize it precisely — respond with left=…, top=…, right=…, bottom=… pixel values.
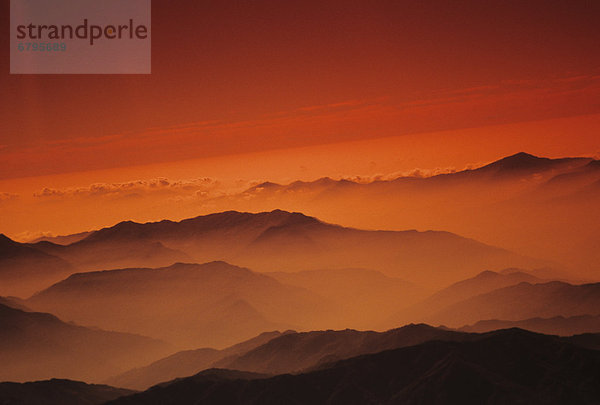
left=1, top=0, right=600, bottom=237
left=1, top=0, right=600, bottom=178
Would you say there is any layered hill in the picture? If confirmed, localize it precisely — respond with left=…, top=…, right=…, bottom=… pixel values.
left=26, top=262, right=330, bottom=348
left=106, top=331, right=293, bottom=391
left=469, top=152, right=591, bottom=179
left=106, top=328, right=600, bottom=405
left=108, top=324, right=471, bottom=390
left=427, top=281, right=600, bottom=327
left=567, top=333, right=600, bottom=351
left=0, top=379, right=133, bottom=405
left=0, top=296, right=30, bottom=311
left=30, top=238, right=190, bottom=274
left=212, top=324, right=472, bottom=375
left=28, top=210, right=537, bottom=289
left=387, top=268, right=546, bottom=326
left=460, top=314, right=600, bottom=336
left=201, top=153, right=600, bottom=274
left=0, top=303, right=170, bottom=382
left=0, top=233, right=190, bottom=298
left=31, top=231, right=93, bottom=246
left=0, top=234, right=74, bottom=297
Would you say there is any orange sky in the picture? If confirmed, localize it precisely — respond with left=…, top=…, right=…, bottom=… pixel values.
left=1, top=0, right=600, bottom=237
left=1, top=112, right=599, bottom=240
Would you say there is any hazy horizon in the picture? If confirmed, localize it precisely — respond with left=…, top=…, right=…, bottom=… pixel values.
left=1, top=1, right=599, bottom=403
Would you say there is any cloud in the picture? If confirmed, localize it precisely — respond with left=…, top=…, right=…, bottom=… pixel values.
left=13, top=230, right=54, bottom=243
left=0, top=192, right=19, bottom=202
left=33, top=177, right=220, bottom=199
left=239, top=167, right=465, bottom=195
left=338, top=167, right=459, bottom=183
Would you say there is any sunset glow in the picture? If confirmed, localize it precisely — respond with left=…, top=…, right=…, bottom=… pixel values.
left=1, top=1, right=600, bottom=403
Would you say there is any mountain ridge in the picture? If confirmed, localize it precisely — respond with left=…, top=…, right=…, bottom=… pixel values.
left=428, top=280, right=600, bottom=327
left=0, top=303, right=171, bottom=382
left=26, top=261, right=331, bottom=348
left=0, top=379, right=135, bottom=405
left=105, top=328, right=600, bottom=405
left=22, top=210, right=537, bottom=289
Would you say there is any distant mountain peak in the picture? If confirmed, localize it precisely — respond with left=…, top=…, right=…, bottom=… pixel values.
left=182, top=209, right=317, bottom=225
left=313, top=177, right=336, bottom=185
left=472, top=269, right=537, bottom=280
left=0, top=234, right=15, bottom=244
left=507, top=151, right=540, bottom=160
left=83, top=219, right=148, bottom=242
left=474, top=270, right=500, bottom=278
left=485, top=152, right=547, bottom=170
left=257, top=181, right=280, bottom=188
left=475, top=152, right=593, bottom=178
left=244, top=182, right=283, bottom=193
left=395, top=322, right=440, bottom=332
left=166, top=261, right=253, bottom=273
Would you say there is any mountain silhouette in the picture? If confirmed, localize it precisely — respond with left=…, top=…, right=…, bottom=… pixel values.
left=204, top=153, right=600, bottom=274
left=472, top=152, right=590, bottom=178
left=106, top=331, right=293, bottom=390
left=460, top=314, right=600, bottom=336
left=106, top=328, right=600, bottom=405
left=0, top=295, right=30, bottom=311
left=212, top=324, right=472, bottom=375
left=0, top=303, right=171, bottom=383
left=544, top=158, right=600, bottom=184
left=107, top=324, right=472, bottom=391
left=31, top=231, right=93, bottom=245
left=0, top=379, right=134, bottom=405
left=428, top=281, right=600, bottom=327
left=0, top=234, right=75, bottom=297
left=567, top=333, right=600, bottom=351
left=26, top=261, right=329, bottom=348
left=241, top=153, right=592, bottom=192
left=387, top=269, right=545, bottom=326
left=32, top=210, right=538, bottom=289
left=31, top=238, right=191, bottom=274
